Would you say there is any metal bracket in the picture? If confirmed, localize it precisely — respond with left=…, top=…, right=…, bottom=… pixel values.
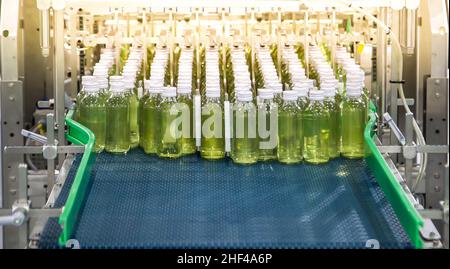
left=419, top=219, right=442, bottom=248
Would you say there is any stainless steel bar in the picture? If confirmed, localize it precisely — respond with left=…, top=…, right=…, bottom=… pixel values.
left=405, top=113, right=414, bottom=185
left=378, top=145, right=449, bottom=154
left=28, top=209, right=62, bottom=218
left=69, top=11, right=78, bottom=97
left=17, top=164, right=27, bottom=201
left=419, top=209, right=444, bottom=220
left=46, top=114, right=55, bottom=193
left=53, top=9, right=66, bottom=167
left=4, top=146, right=85, bottom=155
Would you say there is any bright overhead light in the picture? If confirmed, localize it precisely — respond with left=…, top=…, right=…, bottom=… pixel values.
left=104, top=19, right=139, bottom=26
left=405, top=0, right=420, bottom=10
left=390, top=0, right=405, bottom=10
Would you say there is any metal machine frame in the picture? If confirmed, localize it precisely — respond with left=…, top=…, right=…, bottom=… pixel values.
left=1, top=0, right=448, bottom=249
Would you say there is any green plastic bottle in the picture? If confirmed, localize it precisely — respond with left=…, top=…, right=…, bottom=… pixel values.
left=269, top=83, right=284, bottom=106
left=141, top=81, right=162, bottom=154
left=278, top=91, right=302, bottom=164
left=123, top=76, right=140, bottom=149
left=201, top=90, right=225, bottom=160
left=157, top=87, right=182, bottom=158
left=322, top=86, right=340, bottom=159
left=177, top=84, right=196, bottom=155
left=341, top=85, right=366, bottom=158
left=293, top=85, right=309, bottom=158
left=231, top=91, right=258, bottom=164
left=105, top=81, right=130, bottom=153
left=139, top=85, right=150, bottom=149
left=96, top=77, right=110, bottom=103
left=257, top=89, right=278, bottom=161
left=78, top=81, right=106, bottom=153
left=303, top=90, right=330, bottom=164
left=76, top=76, right=96, bottom=121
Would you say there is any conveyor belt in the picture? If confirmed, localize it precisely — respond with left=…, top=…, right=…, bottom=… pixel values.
left=39, top=149, right=412, bottom=249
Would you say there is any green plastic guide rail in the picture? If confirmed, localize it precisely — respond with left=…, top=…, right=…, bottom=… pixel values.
left=59, top=110, right=96, bottom=246
left=364, top=112, right=424, bottom=248
left=59, top=107, right=425, bottom=248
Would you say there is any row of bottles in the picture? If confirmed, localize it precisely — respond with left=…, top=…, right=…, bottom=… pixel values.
left=75, top=43, right=368, bottom=165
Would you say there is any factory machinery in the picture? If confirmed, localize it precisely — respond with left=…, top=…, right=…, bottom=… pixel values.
left=0, top=0, right=448, bottom=249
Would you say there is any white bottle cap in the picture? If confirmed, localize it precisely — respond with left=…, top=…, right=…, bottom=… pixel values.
left=205, top=90, right=220, bottom=98
left=322, top=87, right=336, bottom=97
left=123, top=78, right=135, bottom=89
left=83, top=80, right=100, bottom=92
left=177, top=85, right=191, bottom=94
left=309, top=90, right=324, bottom=101
left=162, top=87, right=177, bottom=97
left=109, top=76, right=123, bottom=82
left=144, top=80, right=155, bottom=90
left=110, top=81, right=125, bottom=92
left=97, top=78, right=109, bottom=89
left=269, top=84, right=283, bottom=94
left=292, top=86, right=308, bottom=97
left=282, top=90, right=298, bottom=101
left=346, top=88, right=362, bottom=97
left=82, top=76, right=96, bottom=85
left=237, top=91, right=253, bottom=102
left=258, top=88, right=274, bottom=99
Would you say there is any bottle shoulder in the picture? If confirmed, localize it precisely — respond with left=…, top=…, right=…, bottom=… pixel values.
left=81, top=93, right=104, bottom=106
left=343, top=97, right=366, bottom=109
left=106, top=94, right=129, bottom=106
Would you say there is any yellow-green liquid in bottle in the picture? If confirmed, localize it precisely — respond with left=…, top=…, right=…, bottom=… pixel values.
left=105, top=86, right=130, bottom=154
left=200, top=93, right=225, bottom=160
left=124, top=81, right=140, bottom=149
left=177, top=89, right=196, bottom=155
left=141, top=88, right=162, bottom=154
left=341, top=90, right=366, bottom=158
left=303, top=92, right=330, bottom=164
left=231, top=93, right=258, bottom=164
left=296, top=93, right=309, bottom=159
left=79, top=89, right=106, bottom=153
left=323, top=90, right=340, bottom=159
left=139, top=91, right=150, bottom=148
left=157, top=89, right=182, bottom=158
left=278, top=92, right=302, bottom=164
left=257, top=92, right=278, bottom=161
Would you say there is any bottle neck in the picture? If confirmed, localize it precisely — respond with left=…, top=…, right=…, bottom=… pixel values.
left=178, top=92, right=191, bottom=98
left=310, top=99, right=324, bottom=104
left=259, top=98, right=274, bottom=104
left=206, top=96, right=221, bottom=103
left=283, top=99, right=297, bottom=105
left=162, top=96, right=177, bottom=102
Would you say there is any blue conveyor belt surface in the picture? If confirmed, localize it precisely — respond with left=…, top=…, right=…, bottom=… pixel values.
left=39, top=149, right=411, bottom=249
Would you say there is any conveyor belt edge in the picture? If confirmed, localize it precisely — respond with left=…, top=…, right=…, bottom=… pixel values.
left=58, top=110, right=96, bottom=246
left=364, top=112, right=424, bottom=248
left=58, top=108, right=426, bottom=248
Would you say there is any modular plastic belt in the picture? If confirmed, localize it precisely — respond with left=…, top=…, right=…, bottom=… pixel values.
left=38, top=149, right=411, bottom=249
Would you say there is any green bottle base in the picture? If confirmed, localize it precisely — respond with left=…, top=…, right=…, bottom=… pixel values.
left=278, top=157, right=302, bottom=164
left=258, top=150, right=277, bottom=161
left=342, top=152, right=364, bottom=159
left=143, top=148, right=157, bottom=154
left=258, top=156, right=277, bottom=161
left=181, top=141, right=197, bottom=155
left=200, top=150, right=225, bottom=160
left=328, top=152, right=340, bottom=159
left=231, top=155, right=258, bottom=165
left=130, top=134, right=139, bottom=149
left=93, top=144, right=105, bottom=153
left=305, top=158, right=329, bottom=165
left=158, top=153, right=182, bottom=159
left=105, top=146, right=130, bottom=154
